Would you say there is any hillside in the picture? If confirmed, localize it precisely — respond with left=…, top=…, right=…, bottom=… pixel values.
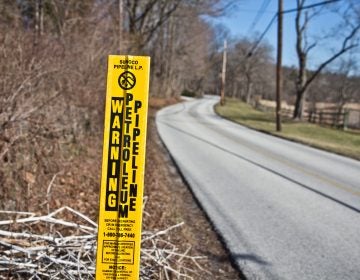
left=0, top=98, right=241, bottom=279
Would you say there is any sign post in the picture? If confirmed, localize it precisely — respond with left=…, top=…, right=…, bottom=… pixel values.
left=96, top=55, right=150, bottom=280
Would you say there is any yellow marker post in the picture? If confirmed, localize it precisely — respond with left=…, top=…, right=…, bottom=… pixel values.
left=96, top=55, right=150, bottom=280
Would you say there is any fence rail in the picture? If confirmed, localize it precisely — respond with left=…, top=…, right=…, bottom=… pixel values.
left=256, top=102, right=360, bottom=130
left=307, top=110, right=349, bottom=129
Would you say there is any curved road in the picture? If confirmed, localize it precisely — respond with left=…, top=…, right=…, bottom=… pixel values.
left=156, top=96, right=360, bottom=280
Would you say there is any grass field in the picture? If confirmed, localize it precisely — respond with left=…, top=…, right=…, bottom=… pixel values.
left=215, top=98, right=360, bottom=160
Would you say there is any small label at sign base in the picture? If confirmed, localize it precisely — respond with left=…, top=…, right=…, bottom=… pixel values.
left=102, top=241, right=135, bottom=264
left=95, top=55, right=150, bottom=280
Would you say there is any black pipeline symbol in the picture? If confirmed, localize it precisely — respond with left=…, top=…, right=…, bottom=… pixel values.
left=118, top=71, right=136, bottom=90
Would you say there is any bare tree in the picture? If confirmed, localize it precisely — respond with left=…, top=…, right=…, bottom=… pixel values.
left=293, top=0, right=360, bottom=119
left=223, top=37, right=273, bottom=103
left=333, top=55, right=359, bottom=111
left=124, top=0, right=182, bottom=53
left=149, top=3, right=214, bottom=97
left=135, top=0, right=233, bottom=97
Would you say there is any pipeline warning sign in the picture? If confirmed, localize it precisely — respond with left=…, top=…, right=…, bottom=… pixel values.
left=96, top=55, right=150, bottom=280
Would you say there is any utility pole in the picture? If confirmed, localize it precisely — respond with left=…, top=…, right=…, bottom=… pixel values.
left=276, top=0, right=283, bottom=131
left=220, top=39, right=227, bottom=106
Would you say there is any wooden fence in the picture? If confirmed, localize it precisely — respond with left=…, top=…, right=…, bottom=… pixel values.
left=307, top=110, right=349, bottom=128
left=256, top=102, right=360, bottom=130
left=280, top=108, right=348, bottom=129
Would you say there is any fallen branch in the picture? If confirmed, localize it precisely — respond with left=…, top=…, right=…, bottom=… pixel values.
left=0, top=207, right=206, bottom=279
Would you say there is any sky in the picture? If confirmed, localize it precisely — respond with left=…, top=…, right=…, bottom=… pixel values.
left=208, top=0, right=357, bottom=71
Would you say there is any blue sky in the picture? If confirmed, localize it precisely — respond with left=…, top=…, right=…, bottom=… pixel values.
left=208, top=0, right=357, bottom=70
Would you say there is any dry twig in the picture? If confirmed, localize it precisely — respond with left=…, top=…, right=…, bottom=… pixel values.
left=0, top=207, right=206, bottom=279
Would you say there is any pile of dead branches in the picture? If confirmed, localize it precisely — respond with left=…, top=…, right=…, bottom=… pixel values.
left=0, top=207, right=205, bottom=279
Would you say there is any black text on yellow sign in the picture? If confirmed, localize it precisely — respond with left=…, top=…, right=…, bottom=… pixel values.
left=96, top=55, right=150, bottom=280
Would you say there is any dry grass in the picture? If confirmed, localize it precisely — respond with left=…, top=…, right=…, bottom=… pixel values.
left=215, top=99, right=360, bottom=160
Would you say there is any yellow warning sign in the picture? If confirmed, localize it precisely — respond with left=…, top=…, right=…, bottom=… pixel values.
left=96, top=55, right=150, bottom=280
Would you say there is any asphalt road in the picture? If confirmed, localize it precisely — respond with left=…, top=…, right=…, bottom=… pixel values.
left=156, top=96, right=360, bottom=280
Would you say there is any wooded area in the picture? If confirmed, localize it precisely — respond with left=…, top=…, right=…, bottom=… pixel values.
left=0, top=0, right=228, bottom=212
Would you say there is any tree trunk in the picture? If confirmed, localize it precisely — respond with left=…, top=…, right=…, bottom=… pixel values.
left=293, top=0, right=360, bottom=119
left=293, top=88, right=306, bottom=119
left=34, top=0, right=43, bottom=46
left=245, top=79, right=253, bottom=104
left=119, top=0, right=124, bottom=53
left=232, top=81, right=237, bottom=98
left=293, top=52, right=307, bottom=119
